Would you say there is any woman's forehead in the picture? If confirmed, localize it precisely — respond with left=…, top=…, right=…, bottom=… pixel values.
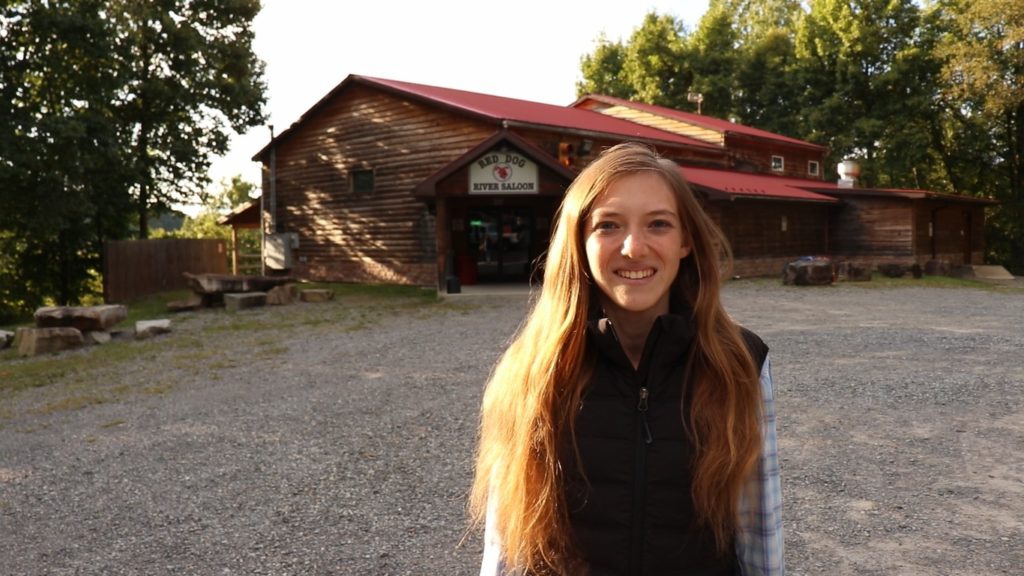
left=589, top=173, right=680, bottom=213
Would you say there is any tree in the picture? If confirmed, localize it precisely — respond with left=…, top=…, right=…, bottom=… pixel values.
left=0, top=1, right=266, bottom=316
left=108, top=0, right=267, bottom=238
left=577, top=33, right=631, bottom=98
left=934, top=0, right=1024, bottom=272
left=713, top=0, right=802, bottom=46
left=620, top=13, right=693, bottom=107
left=687, top=5, right=740, bottom=118
left=794, top=0, right=932, bottom=186
left=733, top=28, right=805, bottom=136
left=0, top=0, right=132, bottom=318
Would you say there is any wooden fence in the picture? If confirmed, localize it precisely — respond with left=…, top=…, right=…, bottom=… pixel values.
left=104, top=238, right=228, bottom=303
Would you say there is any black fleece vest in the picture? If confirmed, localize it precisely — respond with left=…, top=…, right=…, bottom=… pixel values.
left=561, top=311, right=768, bottom=576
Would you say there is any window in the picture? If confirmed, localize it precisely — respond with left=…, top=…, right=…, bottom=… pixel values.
left=808, top=160, right=820, bottom=176
left=771, top=155, right=784, bottom=172
left=350, top=168, right=374, bottom=194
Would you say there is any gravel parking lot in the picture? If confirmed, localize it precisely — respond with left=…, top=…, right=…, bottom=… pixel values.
left=1, top=280, right=1022, bottom=575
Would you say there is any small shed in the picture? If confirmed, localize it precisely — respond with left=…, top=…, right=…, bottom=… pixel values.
left=217, top=199, right=261, bottom=274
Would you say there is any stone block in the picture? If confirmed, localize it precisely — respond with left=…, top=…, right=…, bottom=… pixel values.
left=224, top=292, right=267, bottom=312
left=16, top=327, right=84, bottom=357
left=34, top=304, right=127, bottom=332
left=135, top=319, right=172, bottom=340
left=299, top=289, right=335, bottom=303
left=877, top=263, right=909, bottom=278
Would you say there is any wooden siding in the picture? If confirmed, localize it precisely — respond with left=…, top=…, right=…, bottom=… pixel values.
left=830, top=196, right=914, bottom=261
left=913, top=201, right=987, bottom=266
left=728, top=138, right=827, bottom=180
left=264, top=84, right=496, bottom=284
left=704, top=200, right=831, bottom=277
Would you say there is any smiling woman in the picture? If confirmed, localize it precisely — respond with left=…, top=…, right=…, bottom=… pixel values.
left=471, top=142, right=784, bottom=576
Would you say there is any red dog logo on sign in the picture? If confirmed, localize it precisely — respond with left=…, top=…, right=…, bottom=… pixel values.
left=493, top=164, right=512, bottom=181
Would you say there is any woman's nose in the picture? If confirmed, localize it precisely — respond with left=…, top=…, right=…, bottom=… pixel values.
left=621, top=231, right=647, bottom=258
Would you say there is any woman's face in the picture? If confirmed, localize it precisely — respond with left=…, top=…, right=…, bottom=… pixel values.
left=584, top=172, right=691, bottom=320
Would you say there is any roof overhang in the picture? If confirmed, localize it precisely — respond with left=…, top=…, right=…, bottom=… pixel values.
left=805, top=187, right=998, bottom=205
left=414, top=130, right=577, bottom=197
left=681, top=167, right=839, bottom=204
left=217, top=199, right=261, bottom=228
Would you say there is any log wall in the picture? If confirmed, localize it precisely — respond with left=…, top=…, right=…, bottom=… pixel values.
left=262, top=85, right=495, bottom=285
left=829, top=196, right=914, bottom=261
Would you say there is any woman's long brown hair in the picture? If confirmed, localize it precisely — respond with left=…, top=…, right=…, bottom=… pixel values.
left=470, top=142, right=762, bottom=574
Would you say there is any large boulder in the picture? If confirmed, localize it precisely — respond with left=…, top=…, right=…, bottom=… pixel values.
left=184, top=272, right=296, bottom=295
left=34, top=304, right=127, bottom=332
left=783, top=257, right=834, bottom=286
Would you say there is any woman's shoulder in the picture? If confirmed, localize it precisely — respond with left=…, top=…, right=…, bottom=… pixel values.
left=737, top=326, right=769, bottom=372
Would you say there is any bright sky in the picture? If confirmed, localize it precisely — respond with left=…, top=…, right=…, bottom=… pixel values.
left=205, top=0, right=709, bottom=198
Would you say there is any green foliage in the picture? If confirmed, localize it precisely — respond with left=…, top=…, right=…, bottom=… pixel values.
left=687, top=5, right=739, bottom=118
left=153, top=175, right=261, bottom=267
left=576, top=12, right=694, bottom=106
left=621, top=13, right=692, bottom=106
left=0, top=1, right=266, bottom=315
left=577, top=34, right=632, bottom=98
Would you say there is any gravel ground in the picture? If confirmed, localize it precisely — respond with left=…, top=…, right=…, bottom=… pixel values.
left=1, top=280, right=1022, bottom=575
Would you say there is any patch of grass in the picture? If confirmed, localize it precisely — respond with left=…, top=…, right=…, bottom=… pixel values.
left=122, top=289, right=193, bottom=325
left=99, top=419, right=126, bottom=428
left=844, top=274, right=1011, bottom=291
left=32, top=394, right=107, bottom=414
left=0, top=282, right=447, bottom=402
left=140, top=384, right=172, bottom=395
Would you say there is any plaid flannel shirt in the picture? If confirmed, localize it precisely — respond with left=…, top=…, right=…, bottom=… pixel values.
left=481, top=355, right=785, bottom=576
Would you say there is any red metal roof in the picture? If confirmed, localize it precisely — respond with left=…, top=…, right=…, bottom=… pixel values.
left=573, top=94, right=827, bottom=151
left=680, top=165, right=839, bottom=203
left=359, top=76, right=722, bottom=150
left=253, top=75, right=722, bottom=160
left=803, top=186, right=998, bottom=205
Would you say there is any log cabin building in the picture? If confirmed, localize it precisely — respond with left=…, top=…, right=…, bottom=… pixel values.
left=247, top=74, right=994, bottom=291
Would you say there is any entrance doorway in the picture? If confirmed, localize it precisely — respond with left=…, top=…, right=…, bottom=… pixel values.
left=468, top=208, right=533, bottom=282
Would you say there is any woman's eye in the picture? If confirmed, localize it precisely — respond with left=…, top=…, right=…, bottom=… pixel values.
left=650, top=219, right=673, bottom=229
left=594, top=221, right=618, bottom=231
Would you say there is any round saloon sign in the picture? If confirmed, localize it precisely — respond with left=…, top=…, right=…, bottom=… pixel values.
left=469, top=150, right=539, bottom=194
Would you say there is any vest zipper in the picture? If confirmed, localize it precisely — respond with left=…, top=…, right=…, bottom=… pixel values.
left=631, top=384, right=652, bottom=576
left=638, top=386, right=652, bottom=444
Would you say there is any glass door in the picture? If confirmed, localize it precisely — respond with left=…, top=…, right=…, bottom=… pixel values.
left=469, top=208, right=533, bottom=282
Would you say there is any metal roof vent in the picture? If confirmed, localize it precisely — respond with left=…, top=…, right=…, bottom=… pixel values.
left=837, top=160, right=860, bottom=188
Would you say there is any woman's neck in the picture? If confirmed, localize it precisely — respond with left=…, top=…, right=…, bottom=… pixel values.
left=603, top=306, right=663, bottom=370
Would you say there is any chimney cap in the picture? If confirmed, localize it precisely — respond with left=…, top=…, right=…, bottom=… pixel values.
left=838, top=159, right=861, bottom=179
